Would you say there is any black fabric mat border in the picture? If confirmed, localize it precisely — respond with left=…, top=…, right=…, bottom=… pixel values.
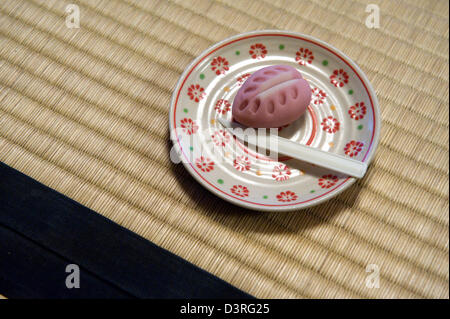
left=0, top=162, right=253, bottom=299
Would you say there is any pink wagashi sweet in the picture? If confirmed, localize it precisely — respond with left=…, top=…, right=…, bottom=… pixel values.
left=232, top=65, right=311, bottom=128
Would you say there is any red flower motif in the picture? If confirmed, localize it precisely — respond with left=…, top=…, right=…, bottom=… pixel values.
left=211, top=56, right=229, bottom=75
left=249, top=43, right=267, bottom=59
left=180, top=118, right=199, bottom=135
left=344, top=140, right=364, bottom=157
left=321, top=116, right=340, bottom=133
left=318, top=174, right=339, bottom=189
left=276, top=191, right=298, bottom=202
left=214, top=99, right=231, bottom=115
left=311, top=87, right=327, bottom=105
left=237, top=73, right=251, bottom=86
left=195, top=156, right=214, bottom=172
left=233, top=156, right=251, bottom=172
left=272, top=164, right=291, bottom=181
left=231, top=185, right=249, bottom=197
left=348, top=102, right=367, bottom=120
left=330, top=69, right=349, bottom=88
left=211, top=129, right=231, bottom=147
left=187, top=84, right=205, bottom=102
left=295, top=48, right=314, bottom=66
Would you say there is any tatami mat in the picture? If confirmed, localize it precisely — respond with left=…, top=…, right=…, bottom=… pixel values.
left=0, top=0, right=448, bottom=298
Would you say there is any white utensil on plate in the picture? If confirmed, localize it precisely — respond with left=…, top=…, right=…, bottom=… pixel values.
left=218, top=118, right=367, bottom=178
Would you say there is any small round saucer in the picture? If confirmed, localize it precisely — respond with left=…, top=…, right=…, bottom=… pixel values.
left=169, top=30, right=380, bottom=211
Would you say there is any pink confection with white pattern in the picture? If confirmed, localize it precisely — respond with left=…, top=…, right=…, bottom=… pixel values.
left=232, top=65, right=311, bottom=128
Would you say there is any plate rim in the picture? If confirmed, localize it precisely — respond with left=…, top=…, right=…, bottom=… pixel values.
left=169, top=30, right=381, bottom=212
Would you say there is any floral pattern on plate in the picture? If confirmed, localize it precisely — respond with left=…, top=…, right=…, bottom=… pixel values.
left=295, top=48, right=314, bottom=66
left=170, top=31, right=380, bottom=211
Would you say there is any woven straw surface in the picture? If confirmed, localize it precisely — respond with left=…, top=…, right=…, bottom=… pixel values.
left=0, top=0, right=448, bottom=298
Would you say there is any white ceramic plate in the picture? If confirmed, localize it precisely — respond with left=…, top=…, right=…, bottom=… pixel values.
left=169, top=30, right=380, bottom=211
